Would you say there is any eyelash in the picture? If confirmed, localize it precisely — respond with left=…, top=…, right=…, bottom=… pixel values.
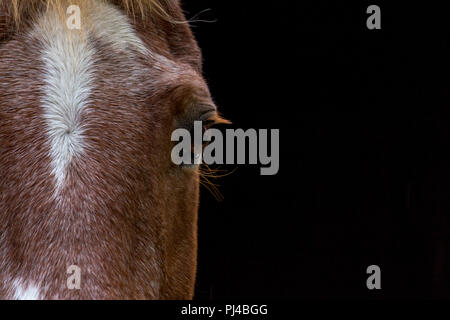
left=176, top=115, right=229, bottom=168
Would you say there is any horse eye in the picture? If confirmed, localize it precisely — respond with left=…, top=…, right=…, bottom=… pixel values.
left=201, top=117, right=218, bottom=131
left=175, top=109, right=230, bottom=169
left=183, top=108, right=229, bottom=135
left=198, top=110, right=230, bottom=129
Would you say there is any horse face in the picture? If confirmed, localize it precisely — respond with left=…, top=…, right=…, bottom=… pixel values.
left=0, top=0, right=216, bottom=299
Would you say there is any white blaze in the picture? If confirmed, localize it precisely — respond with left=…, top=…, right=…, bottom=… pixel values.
left=13, top=279, right=41, bottom=300
left=35, top=10, right=95, bottom=192
left=32, top=1, right=149, bottom=192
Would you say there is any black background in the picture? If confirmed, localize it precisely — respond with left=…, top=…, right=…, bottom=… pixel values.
left=181, top=1, right=450, bottom=299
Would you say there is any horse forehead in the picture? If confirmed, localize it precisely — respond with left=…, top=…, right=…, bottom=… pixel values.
left=19, top=1, right=171, bottom=193
left=31, top=1, right=150, bottom=57
left=34, top=1, right=189, bottom=84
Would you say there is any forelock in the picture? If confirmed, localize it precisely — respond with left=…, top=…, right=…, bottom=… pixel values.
left=0, top=0, right=173, bottom=29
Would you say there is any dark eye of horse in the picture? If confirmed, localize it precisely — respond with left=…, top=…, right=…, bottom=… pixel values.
left=175, top=106, right=229, bottom=168
left=176, top=114, right=223, bottom=169
left=189, top=116, right=217, bottom=161
left=202, top=119, right=216, bottom=132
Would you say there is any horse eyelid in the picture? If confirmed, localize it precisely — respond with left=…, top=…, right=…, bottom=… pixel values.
left=198, top=110, right=231, bottom=127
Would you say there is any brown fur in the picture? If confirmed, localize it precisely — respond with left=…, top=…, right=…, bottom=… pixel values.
left=0, top=0, right=221, bottom=299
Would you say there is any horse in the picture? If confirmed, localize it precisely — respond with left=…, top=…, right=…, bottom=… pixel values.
left=0, top=0, right=225, bottom=299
